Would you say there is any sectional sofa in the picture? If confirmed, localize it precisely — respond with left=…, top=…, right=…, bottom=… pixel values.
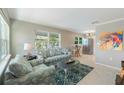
left=4, top=48, right=71, bottom=85
left=37, top=47, right=71, bottom=66
left=4, top=55, right=55, bottom=85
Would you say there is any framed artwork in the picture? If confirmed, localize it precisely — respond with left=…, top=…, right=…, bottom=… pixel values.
left=98, top=31, right=123, bottom=50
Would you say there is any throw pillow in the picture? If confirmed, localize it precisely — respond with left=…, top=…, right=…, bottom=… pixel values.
left=9, top=55, right=32, bottom=77
left=29, top=59, right=43, bottom=67
left=61, top=48, right=68, bottom=54
left=49, top=48, right=56, bottom=57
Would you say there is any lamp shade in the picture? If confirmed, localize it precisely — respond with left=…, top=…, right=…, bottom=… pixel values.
left=24, top=43, right=32, bottom=50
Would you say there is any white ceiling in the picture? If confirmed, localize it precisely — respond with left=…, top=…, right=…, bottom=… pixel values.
left=7, top=8, right=124, bottom=33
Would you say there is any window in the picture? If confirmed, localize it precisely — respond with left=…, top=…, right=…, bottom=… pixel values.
left=74, top=37, right=82, bottom=45
left=74, top=37, right=78, bottom=44
left=35, top=31, right=61, bottom=50
left=83, top=38, right=88, bottom=46
left=49, top=33, right=60, bottom=47
left=0, top=14, right=9, bottom=61
left=35, top=32, right=49, bottom=49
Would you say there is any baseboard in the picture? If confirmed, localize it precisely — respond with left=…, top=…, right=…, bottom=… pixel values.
left=96, top=62, right=120, bottom=71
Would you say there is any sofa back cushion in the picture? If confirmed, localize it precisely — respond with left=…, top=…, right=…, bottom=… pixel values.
left=37, top=47, right=69, bottom=58
left=61, top=48, right=69, bottom=54
left=9, top=55, right=32, bottom=77
left=48, top=47, right=62, bottom=57
left=37, top=48, right=48, bottom=58
left=54, top=48, right=62, bottom=56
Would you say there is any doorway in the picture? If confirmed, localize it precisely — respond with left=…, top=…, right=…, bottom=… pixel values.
left=82, top=32, right=95, bottom=55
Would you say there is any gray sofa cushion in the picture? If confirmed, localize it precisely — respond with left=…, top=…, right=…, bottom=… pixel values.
left=38, top=49, right=47, bottom=58
left=39, top=49, right=53, bottom=58
left=49, top=48, right=55, bottom=57
left=45, top=55, right=68, bottom=63
left=5, top=71, right=16, bottom=80
left=5, top=59, right=16, bottom=80
left=5, top=64, right=55, bottom=85
left=29, top=59, right=43, bottom=67
left=9, top=55, right=32, bottom=77
left=54, top=48, right=62, bottom=55
left=61, top=48, right=68, bottom=54
left=37, top=48, right=69, bottom=58
left=47, top=48, right=62, bottom=57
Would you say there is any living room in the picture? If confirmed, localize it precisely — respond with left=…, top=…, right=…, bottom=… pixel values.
left=1, top=8, right=124, bottom=85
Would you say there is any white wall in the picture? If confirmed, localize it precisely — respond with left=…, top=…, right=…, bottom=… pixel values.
left=10, top=19, right=82, bottom=56
left=95, top=19, right=124, bottom=69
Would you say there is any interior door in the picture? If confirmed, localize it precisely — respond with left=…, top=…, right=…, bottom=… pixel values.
left=82, top=38, right=94, bottom=55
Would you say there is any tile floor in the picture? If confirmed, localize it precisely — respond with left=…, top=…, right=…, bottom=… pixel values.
left=76, top=55, right=119, bottom=85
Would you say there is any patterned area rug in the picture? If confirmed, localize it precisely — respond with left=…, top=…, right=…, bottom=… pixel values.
left=53, top=63, right=94, bottom=85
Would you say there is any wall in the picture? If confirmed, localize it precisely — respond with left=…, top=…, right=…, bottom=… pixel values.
left=95, top=20, right=124, bottom=69
left=10, top=19, right=82, bottom=56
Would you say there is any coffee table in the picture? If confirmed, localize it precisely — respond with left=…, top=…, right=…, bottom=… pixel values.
left=55, top=59, right=80, bottom=69
left=66, top=60, right=80, bottom=67
left=54, top=59, right=80, bottom=85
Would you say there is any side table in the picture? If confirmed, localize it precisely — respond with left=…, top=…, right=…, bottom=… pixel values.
left=24, top=55, right=37, bottom=61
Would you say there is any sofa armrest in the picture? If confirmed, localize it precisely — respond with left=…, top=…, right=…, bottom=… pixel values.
left=4, top=64, right=55, bottom=85
left=4, top=71, right=16, bottom=80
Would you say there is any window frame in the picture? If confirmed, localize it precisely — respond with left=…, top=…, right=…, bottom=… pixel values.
left=35, top=31, right=61, bottom=49
left=0, top=14, right=9, bottom=62
left=49, top=32, right=61, bottom=47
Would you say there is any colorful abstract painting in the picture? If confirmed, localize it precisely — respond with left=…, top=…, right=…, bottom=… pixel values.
left=98, top=31, right=123, bottom=50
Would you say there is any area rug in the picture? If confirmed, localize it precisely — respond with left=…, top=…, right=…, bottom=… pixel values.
left=53, top=63, right=94, bottom=85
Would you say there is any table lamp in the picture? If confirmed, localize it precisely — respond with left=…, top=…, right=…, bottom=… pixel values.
left=24, top=43, right=32, bottom=56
